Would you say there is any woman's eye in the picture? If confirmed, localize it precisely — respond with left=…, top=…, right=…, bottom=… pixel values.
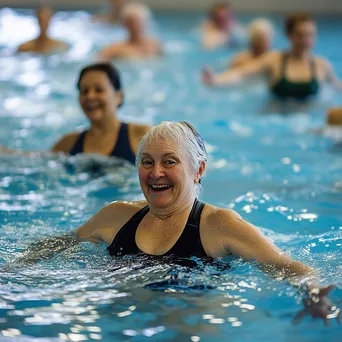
left=96, top=88, right=104, bottom=93
left=142, top=160, right=153, bottom=165
left=165, top=160, right=176, bottom=165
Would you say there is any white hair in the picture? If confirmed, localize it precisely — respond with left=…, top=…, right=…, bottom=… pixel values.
left=248, top=18, right=274, bottom=41
left=122, top=2, right=152, bottom=23
left=136, top=121, right=208, bottom=197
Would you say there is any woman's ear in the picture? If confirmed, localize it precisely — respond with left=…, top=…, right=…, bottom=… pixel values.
left=115, top=90, right=123, bottom=107
left=195, top=160, right=206, bottom=184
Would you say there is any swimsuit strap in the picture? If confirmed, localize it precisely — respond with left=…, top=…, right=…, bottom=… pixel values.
left=69, top=131, right=88, bottom=155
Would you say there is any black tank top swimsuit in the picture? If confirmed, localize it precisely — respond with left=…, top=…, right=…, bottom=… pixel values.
left=69, top=122, right=136, bottom=164
left=271, top=53, right=320, bottom=100
left=107, top=199, right=207, bottom=258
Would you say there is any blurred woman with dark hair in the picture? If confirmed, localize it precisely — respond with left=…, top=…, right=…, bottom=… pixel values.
left=0, top=63, right=150, bottom=164
left=17, top=6, right=68, bottom=54
left=201, top=2, right=244, bottom=50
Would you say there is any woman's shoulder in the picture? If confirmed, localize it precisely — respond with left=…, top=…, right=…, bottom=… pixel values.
left=128, top=122, right=151, bottom=138
left=202, top=203, right=242, bottom=227
left=51, top=131, right=82, bottom=153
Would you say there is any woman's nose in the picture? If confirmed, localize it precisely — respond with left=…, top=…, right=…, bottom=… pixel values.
left=149, top=163, right=165, bottom=179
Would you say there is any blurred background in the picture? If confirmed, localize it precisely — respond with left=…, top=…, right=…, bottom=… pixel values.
left=1, top=0, right=342, bottom=13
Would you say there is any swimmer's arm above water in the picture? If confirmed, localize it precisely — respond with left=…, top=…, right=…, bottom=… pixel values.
left=212, top=209, right=340, bottom=325
left=202, top=51, right=274, bottom=86
left=0, top=132, right=79, bottom=155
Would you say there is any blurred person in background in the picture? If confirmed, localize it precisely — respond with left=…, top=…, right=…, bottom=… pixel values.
left=0, top=63, right=150, bottom=164
left=98, top=2, right=163, bottom=60
left=95, top=0, right=125, bottom=25
left=202, top=13, right=342, bottom=101
left=201, top=2, right=245, bottom=50
left=229, top=18, right=273, bottom=69
left=16, top=6, right=68, bottom=54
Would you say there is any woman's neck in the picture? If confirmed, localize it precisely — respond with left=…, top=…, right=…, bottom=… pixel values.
left=148, top=196, right=196, bottom=221
left=289, top=48, right=311, bottom=59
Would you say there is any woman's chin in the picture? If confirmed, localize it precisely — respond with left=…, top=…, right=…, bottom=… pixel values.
left=85, top=111, right=104, bottom=122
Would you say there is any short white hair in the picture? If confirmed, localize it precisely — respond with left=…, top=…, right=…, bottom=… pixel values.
left=136, top=121, right=208, bottom=197
left=122, top=2, right=152, bottom=23
left=248, top=18, right=274, bottom=41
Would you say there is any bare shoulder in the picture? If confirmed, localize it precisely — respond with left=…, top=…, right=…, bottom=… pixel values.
left=314, top=55, right=331, bottom=69
left=77, top=200, right=147, bottom=242
left=17, top=40, right=34, bottom=52
left=51, top=132, right=81, bottom=153
left=204, top=204, right=243, bottom=228
left=131, top=123, right=151, bottom=138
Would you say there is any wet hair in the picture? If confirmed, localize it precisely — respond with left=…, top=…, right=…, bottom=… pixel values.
left=248, top=18, right=274, bottom=41
left=285, top=13, right=315, bottom=35
left=136, top=121, right=208, bottom=197
left=122, top=2, right=152, bottom=23
left=209, top=2, right=231, bottom=18
left=77, top=63, right=123, bottom=107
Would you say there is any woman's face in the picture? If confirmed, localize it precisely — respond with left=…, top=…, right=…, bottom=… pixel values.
left=289, top=21, right=316, bottom=51
left=138, top=139, right=203, bottom=210
left=125, top=14, right=145, bottom=37
left=78, top=71, right=121, bottom=123
left=212, top=7, right=233, bottom=31
left=252, top=30, right=272, bottom=53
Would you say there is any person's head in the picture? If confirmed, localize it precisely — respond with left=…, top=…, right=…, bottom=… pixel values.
left=136, top=121, right=207, bottom=210
left=285, top=13, right=316, bottom=51
left=36, top=6, right=53, bottom=35
left=77, top=63, right=123, bottom=123
left=209, top=2, right=233, bottom=31
left=248, top=19, right=273, bottom=54
left=122, top=3, right=151, bottom=37
left=327, top=108, right=342, bottom=126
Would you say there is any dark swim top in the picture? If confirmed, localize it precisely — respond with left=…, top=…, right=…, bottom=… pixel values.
left=271, top=53, right=319, bottom=100
left=69, top=122, right=136, bottom=164
left=107, top=199, right=207, bottom=258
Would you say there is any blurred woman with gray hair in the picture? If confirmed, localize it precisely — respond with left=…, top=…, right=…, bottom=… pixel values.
left=98, top=2, right=163, bottom=60
left=229, top=18, right=273, bottom=68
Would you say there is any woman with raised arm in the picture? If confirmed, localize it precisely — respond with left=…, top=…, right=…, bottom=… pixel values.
left=203, top=13, right=342, bottom=101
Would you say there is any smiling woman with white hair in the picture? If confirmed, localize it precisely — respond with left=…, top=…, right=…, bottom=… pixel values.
left=9, top=121, right=339, bottom=325
left=98, top=2, right=163, bottom=60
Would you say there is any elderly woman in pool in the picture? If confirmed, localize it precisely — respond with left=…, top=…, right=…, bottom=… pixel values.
left=75, top=121, right=337, bottom=323
left=8, top=121, right=339, bottom=324
left=98, top=2, right=162, bottom=61
left=203, top=13, right=342, bottom=101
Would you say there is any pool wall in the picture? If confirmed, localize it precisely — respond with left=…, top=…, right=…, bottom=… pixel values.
left=1, top=0, right=342, bottom=14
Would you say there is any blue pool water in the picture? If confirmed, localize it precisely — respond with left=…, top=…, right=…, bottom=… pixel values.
left=0, top=8, right=342, bottom=342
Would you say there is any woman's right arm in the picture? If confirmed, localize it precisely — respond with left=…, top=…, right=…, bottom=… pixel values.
left=202, top=51, right=275, bottom=86
left=2, top=202, right=122, bottom=271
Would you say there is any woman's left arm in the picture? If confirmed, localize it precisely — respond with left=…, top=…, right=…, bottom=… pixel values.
left=322, top=59, right=342, bottom=89
left=215, top=209, right=340, bottom=325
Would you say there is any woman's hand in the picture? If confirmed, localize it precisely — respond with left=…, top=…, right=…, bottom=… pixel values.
left=293, top=285, right=340, bottom=326
left=202, top=67, right=216, bottom=86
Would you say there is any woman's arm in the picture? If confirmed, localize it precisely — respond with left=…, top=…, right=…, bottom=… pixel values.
left=322, top=59, right=342, bottom=89
left=215, top=209, right=340, bottom=325
left=202, top=51, right=275, bottom=86
left=51, top=132, right=79, bottom=153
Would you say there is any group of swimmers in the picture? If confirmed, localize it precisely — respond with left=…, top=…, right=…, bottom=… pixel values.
left=2, top=2, right=341, bottom=325
left=13, top=1, right=342, bottom=130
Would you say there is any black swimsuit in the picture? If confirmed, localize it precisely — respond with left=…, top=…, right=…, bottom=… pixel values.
left=271, top=53, right=320, bottom=100
left=69, top=122, right=136, bottom=164
left=107, top=199, right=207, bottom=258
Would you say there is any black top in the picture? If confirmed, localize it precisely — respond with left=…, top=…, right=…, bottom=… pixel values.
left=108, top=199, right=207, bottom=258
left=69, top=122, right=136, bottom=164
left=271, top=53, right=320, bottom=100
